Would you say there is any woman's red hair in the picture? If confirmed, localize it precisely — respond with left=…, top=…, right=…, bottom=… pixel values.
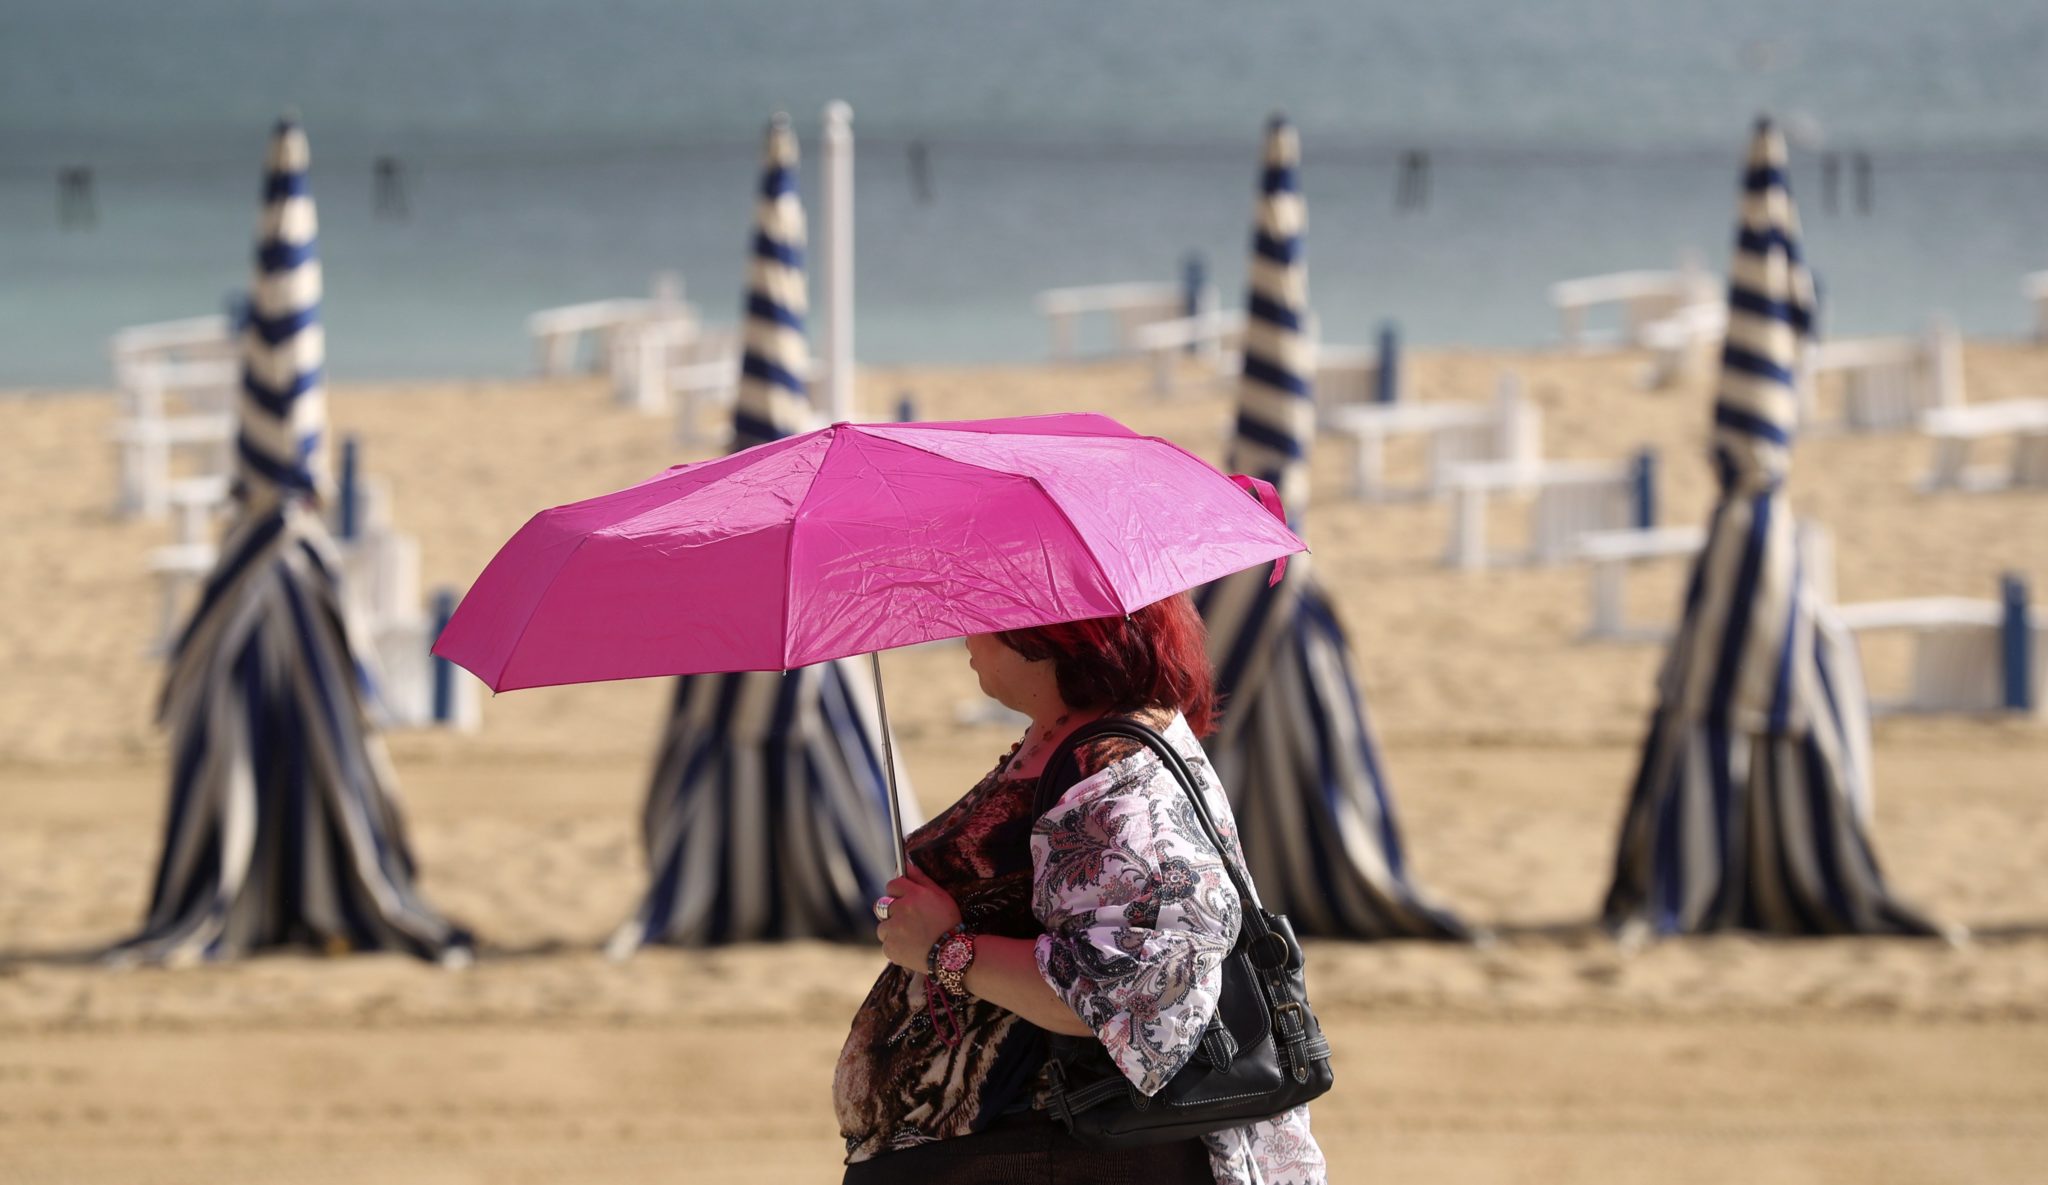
left=994, top=593, right=1216, bottom=736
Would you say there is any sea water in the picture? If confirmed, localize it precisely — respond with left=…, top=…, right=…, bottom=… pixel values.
left=3, top=0, right=2046, bottom=387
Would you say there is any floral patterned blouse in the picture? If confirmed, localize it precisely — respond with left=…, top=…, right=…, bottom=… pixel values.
left=832, top=709, right=1326, bottom=1185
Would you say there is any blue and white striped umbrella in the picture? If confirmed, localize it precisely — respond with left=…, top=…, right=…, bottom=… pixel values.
left=1224, top=116, right=1316, bottom=520
left=614, top=116, right=908, bottom=952
left=112, top=119, right=471, bottom=965
left=1199, top=117, right=1467, bottom=940
left=234, top=119, right=327, bottom=509
left=1602, top=119, right=1944, bottom=938
left=732, top=113, right=813, bottom=450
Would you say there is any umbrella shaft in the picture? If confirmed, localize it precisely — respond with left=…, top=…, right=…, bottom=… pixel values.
left=871, top=651, right=909, bottom=878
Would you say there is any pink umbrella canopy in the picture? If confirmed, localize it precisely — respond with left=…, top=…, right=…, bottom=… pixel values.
left=435, top=413, right=1306, bottom=692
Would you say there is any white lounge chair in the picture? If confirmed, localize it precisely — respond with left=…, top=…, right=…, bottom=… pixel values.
left=1838, top=578, right=2040, bottom=716
left=1035, top=282, right=1190, bottom=360
left=1803, top=318, right=1963, bottom=432
left=1549, top=256, right=1719, bottom=353
left=1919, top=399, right=2048, bottom=493
left=1442, top=451, right=1654, bottom=571
left=605, top=315, right=732, bottom=417
left=111, top=413, right=234, bottom=519
left=1323, top=371, right=1541, bottom=502
left=668, top=326, right=746, bottom=446
left=1133, top=309, right=1245, bottom=395
left=1640, top=300, right=1729, bottom=389
left=2026, top=271, right=2048, bottom=342
left=326, top=454, right=480, bottom=732
left=1575, top=526, right=1708, bottom=641
left=527, top=273, right=694, bottom=377
left=111, top=315, right=237, bottom=398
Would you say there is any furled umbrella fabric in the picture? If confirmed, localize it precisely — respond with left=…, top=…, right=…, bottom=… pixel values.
left=1198, top=116, right=1468, bottom=939
left=111, top=119, right=472, bottom=965
left=1601, top=119, right=1945, bottom=939
left=611, top=115, right=905, bottom=951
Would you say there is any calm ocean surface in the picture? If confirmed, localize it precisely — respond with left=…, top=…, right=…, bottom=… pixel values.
left=4, top=0, right=2047, bottom=387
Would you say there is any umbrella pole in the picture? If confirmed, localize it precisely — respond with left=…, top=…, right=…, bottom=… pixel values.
left=870, top=651, right=910, bottom=878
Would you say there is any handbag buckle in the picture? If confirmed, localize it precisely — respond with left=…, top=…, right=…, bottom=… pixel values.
left=1273, top=1001, right=1312, bottom=1083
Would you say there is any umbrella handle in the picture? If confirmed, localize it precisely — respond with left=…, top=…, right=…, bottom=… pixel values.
left=871, top=651, right=910, bottom=879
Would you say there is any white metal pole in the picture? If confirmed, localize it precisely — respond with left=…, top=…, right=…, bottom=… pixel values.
left=870, top=650, right=908, bottom=878
left=822, top=100, right=856, bottom=423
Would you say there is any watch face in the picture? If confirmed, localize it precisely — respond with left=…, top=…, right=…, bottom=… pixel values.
left=938, top=939, right=972, bottom=972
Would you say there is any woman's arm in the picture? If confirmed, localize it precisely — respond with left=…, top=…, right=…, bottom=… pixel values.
left=874, top=865, right=1094, bottom=1037
left=960, top=935, right=1093, bottom=1036
left=1029, top=744, right=1240, bottom=1095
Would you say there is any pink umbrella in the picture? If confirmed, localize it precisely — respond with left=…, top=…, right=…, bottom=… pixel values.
left=433, top=412, right=1305, bottom=868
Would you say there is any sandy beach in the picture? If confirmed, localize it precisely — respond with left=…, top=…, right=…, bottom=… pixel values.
left=3, top=345, right=2046, bottom=1183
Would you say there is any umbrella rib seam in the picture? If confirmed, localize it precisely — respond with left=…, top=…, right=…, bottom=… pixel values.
left=495, top=533, right=593, bottom=689
left=867, top=428, right=1184, bottom=616
left=1015, top=471, right=1128, bottom=615
left=781, top=429, right=843, bottom=668
left=820, top=427, right=1128, bottom=635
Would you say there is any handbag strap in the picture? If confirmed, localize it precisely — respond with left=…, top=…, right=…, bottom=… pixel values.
left=1034, top=717, right=1267, bottom=916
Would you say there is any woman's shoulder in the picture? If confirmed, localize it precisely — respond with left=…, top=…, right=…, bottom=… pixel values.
left=1066, top=706, right=1180, bottom=775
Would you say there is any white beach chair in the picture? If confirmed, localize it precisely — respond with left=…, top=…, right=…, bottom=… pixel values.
left=1918, top=399, right=2048, bottom=492
left=1639, top=301, right=1729, bottom=389
left=1837, top=578, right=2040, bottom=716
left=115, top=355, right=239, bottom=421
left=2014, top=429, right=2048, bottom=489
left=1323, top=371, right=1541, bottom=501
left=1035, top=282, right=1188, bottom=360
left=1442, top=453, right=1651, bottom=570
left=111, top=315, right=237, bottom=401
left=1133, top=309, right=1245, bottom=395
left=1312, top=344, right=1395, bottom=418
left=1573, top=519, right=1837, bottom=645
left=1803, top=318, right=1964, bottom=432
left=111, top=413, right=234, bottom=519
left=1575, top=526, right=1708, bottom=641
left=527, top=272, right=694, bottom=377
left=1548, top=255, right=1719, bottom=353
left=2026, top=271, right=2048, bottom=342
left=668, top=326, right=745, bottom=446
left=605, top=313, right=728, bottom=416
left=323, top=457, right=480, bottom=732
left=108, top=315, right=241, bottom=521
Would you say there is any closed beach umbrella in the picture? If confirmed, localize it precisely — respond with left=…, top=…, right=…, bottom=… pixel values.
left=611, top=115, right=906, bottom=951
left=1198, top=116, right=1467, bottom=939
left=111, top=118, right=471, bottom=964
left=1601, top=119, right=1946, bottom=938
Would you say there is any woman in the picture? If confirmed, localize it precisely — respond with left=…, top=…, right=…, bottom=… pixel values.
left=833, top=594, right=1326, bottom=1184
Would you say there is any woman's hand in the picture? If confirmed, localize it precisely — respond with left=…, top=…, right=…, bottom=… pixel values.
left=875, top=864, right=962, bottom=973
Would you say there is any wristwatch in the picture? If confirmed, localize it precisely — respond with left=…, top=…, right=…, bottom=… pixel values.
left=927, top=924, right=977, bottom=998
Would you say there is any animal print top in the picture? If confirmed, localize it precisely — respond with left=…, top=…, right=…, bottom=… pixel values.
left=832, top=709, right=1325, bottom=1184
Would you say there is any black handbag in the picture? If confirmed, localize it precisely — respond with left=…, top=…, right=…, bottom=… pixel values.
left=1029, top=718, right=1334, bottom=1148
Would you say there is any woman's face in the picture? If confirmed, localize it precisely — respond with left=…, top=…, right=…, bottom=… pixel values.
left=964, top=633, right=1052, bottom=714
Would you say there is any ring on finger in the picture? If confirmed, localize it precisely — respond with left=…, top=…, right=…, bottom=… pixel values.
left=873, top=894, right=896, bottom=922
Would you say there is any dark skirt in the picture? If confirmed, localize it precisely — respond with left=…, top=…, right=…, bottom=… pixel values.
left=841, top=1111, right=1213, bottom=1185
